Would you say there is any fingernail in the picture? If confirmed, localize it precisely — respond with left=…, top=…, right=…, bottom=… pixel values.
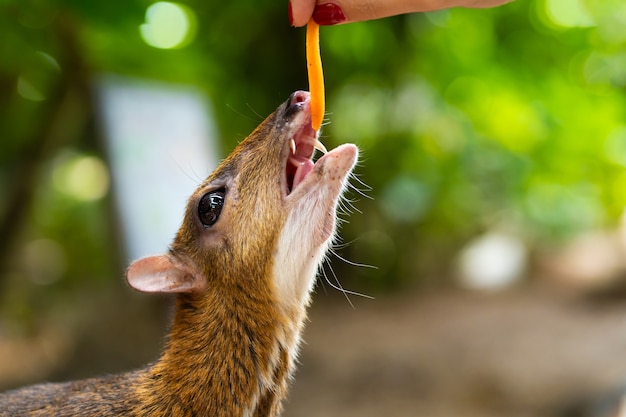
left=288, top=1, right=294, bottom=26
left=312, top=2, right=347, bottom=26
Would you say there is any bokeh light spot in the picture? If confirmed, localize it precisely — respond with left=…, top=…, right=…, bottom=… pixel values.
left=53, top=155, right=110, bottom=202
left=17, top=77, right=45, bottom=101
left=140, top=2, right=197, bottom=49
left=380, top=176, right=432, bottom=224
left=604, top=126, right=626, bottom=167
left=544, top=0, right=595, bottom=28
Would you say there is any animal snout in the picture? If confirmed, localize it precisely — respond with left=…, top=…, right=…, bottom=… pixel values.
left=284, top=90, right=310, bottom=118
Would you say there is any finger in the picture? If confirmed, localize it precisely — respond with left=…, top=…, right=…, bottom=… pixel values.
left=463, top=0, right=514, bottom=8
left=290, top=0, right=316, bottom=27
left=313, top=0, right=463, bottom=25
left=312, top=0, right=513, bottom=25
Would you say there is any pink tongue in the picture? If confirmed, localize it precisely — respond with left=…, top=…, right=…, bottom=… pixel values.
left=293, top=159, right=314, bottom=190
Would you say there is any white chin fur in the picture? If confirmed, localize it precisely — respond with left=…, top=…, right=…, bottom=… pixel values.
left=273, top=144, right=358, bottom=312
left=271, top=143, right=357, bottom=383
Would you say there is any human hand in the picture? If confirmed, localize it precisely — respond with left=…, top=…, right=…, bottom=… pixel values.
left=289, top=0, right=513, bottom=26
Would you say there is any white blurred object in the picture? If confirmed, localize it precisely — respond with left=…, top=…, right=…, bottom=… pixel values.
left=457, top=232, right=528, bottom=290
left=539, top=232, right=623, bottom=289
left=97, top=75, right=219, bottom=261
left=536, top=209, right=626, bottom=289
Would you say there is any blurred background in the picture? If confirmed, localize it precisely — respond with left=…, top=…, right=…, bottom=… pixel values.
left=2, top=0, right=626, bottom=415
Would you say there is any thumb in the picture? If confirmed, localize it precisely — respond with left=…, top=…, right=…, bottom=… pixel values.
left=289, top=0, right=316, bottom=27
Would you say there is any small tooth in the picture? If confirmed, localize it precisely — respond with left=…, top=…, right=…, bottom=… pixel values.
left=314, top=139, right=328, bottom=154
left=290, top=138, right=296, bottom=155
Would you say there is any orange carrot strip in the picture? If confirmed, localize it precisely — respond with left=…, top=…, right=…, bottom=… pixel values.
left=306, top=18, right=324, bottom=131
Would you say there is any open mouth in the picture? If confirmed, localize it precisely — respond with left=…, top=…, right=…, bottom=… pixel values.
left=284, top=117, right=327, bottom=196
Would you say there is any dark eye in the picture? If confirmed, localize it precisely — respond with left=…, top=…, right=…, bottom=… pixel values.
left=198, top=189, right=225, bottom=227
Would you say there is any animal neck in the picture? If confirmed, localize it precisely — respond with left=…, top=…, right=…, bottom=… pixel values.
left=136, top=281, right=302, bottom=417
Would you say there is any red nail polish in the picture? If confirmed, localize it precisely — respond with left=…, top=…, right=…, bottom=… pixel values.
left=288, top=1, right=294, bottom=26
left=313, top=2, right=347, bottom=26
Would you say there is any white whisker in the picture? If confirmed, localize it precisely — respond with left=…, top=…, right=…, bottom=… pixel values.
left=245, top=103, right=265, bottom=121
left=330, top=238, right=356, bottom=250
left=318, top=266, right=330, bottom=296
left=337, top=200, right=355, bottom=216
left=324, top=261, right=374, bottom=306
left=329, top=248, right=378, bottom=270
left=226, top=103, right=263, bottom=123
left=339, top=198, right=362, bottom=214
left=347, top=178, right=373, bottom=200
left=351, top=173, right=372, bottom=190
left=313, top=151, right=375, bottom=307
left=326, top=261, right=355, bottom=309
left=174, top=160, right=204, bottom=186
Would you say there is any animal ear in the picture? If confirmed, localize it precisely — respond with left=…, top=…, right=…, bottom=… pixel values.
left=126, top=255, right=206, bottom=293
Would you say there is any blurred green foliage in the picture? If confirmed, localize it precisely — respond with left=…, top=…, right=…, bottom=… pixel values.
left=0, top=0, right=625, bottom=311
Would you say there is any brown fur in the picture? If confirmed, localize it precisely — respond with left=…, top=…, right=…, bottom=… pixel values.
left=0, top=92, right=358, bottom=416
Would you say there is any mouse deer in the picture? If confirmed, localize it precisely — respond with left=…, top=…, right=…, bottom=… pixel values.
left=0, top=90, right=359, bottom=416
